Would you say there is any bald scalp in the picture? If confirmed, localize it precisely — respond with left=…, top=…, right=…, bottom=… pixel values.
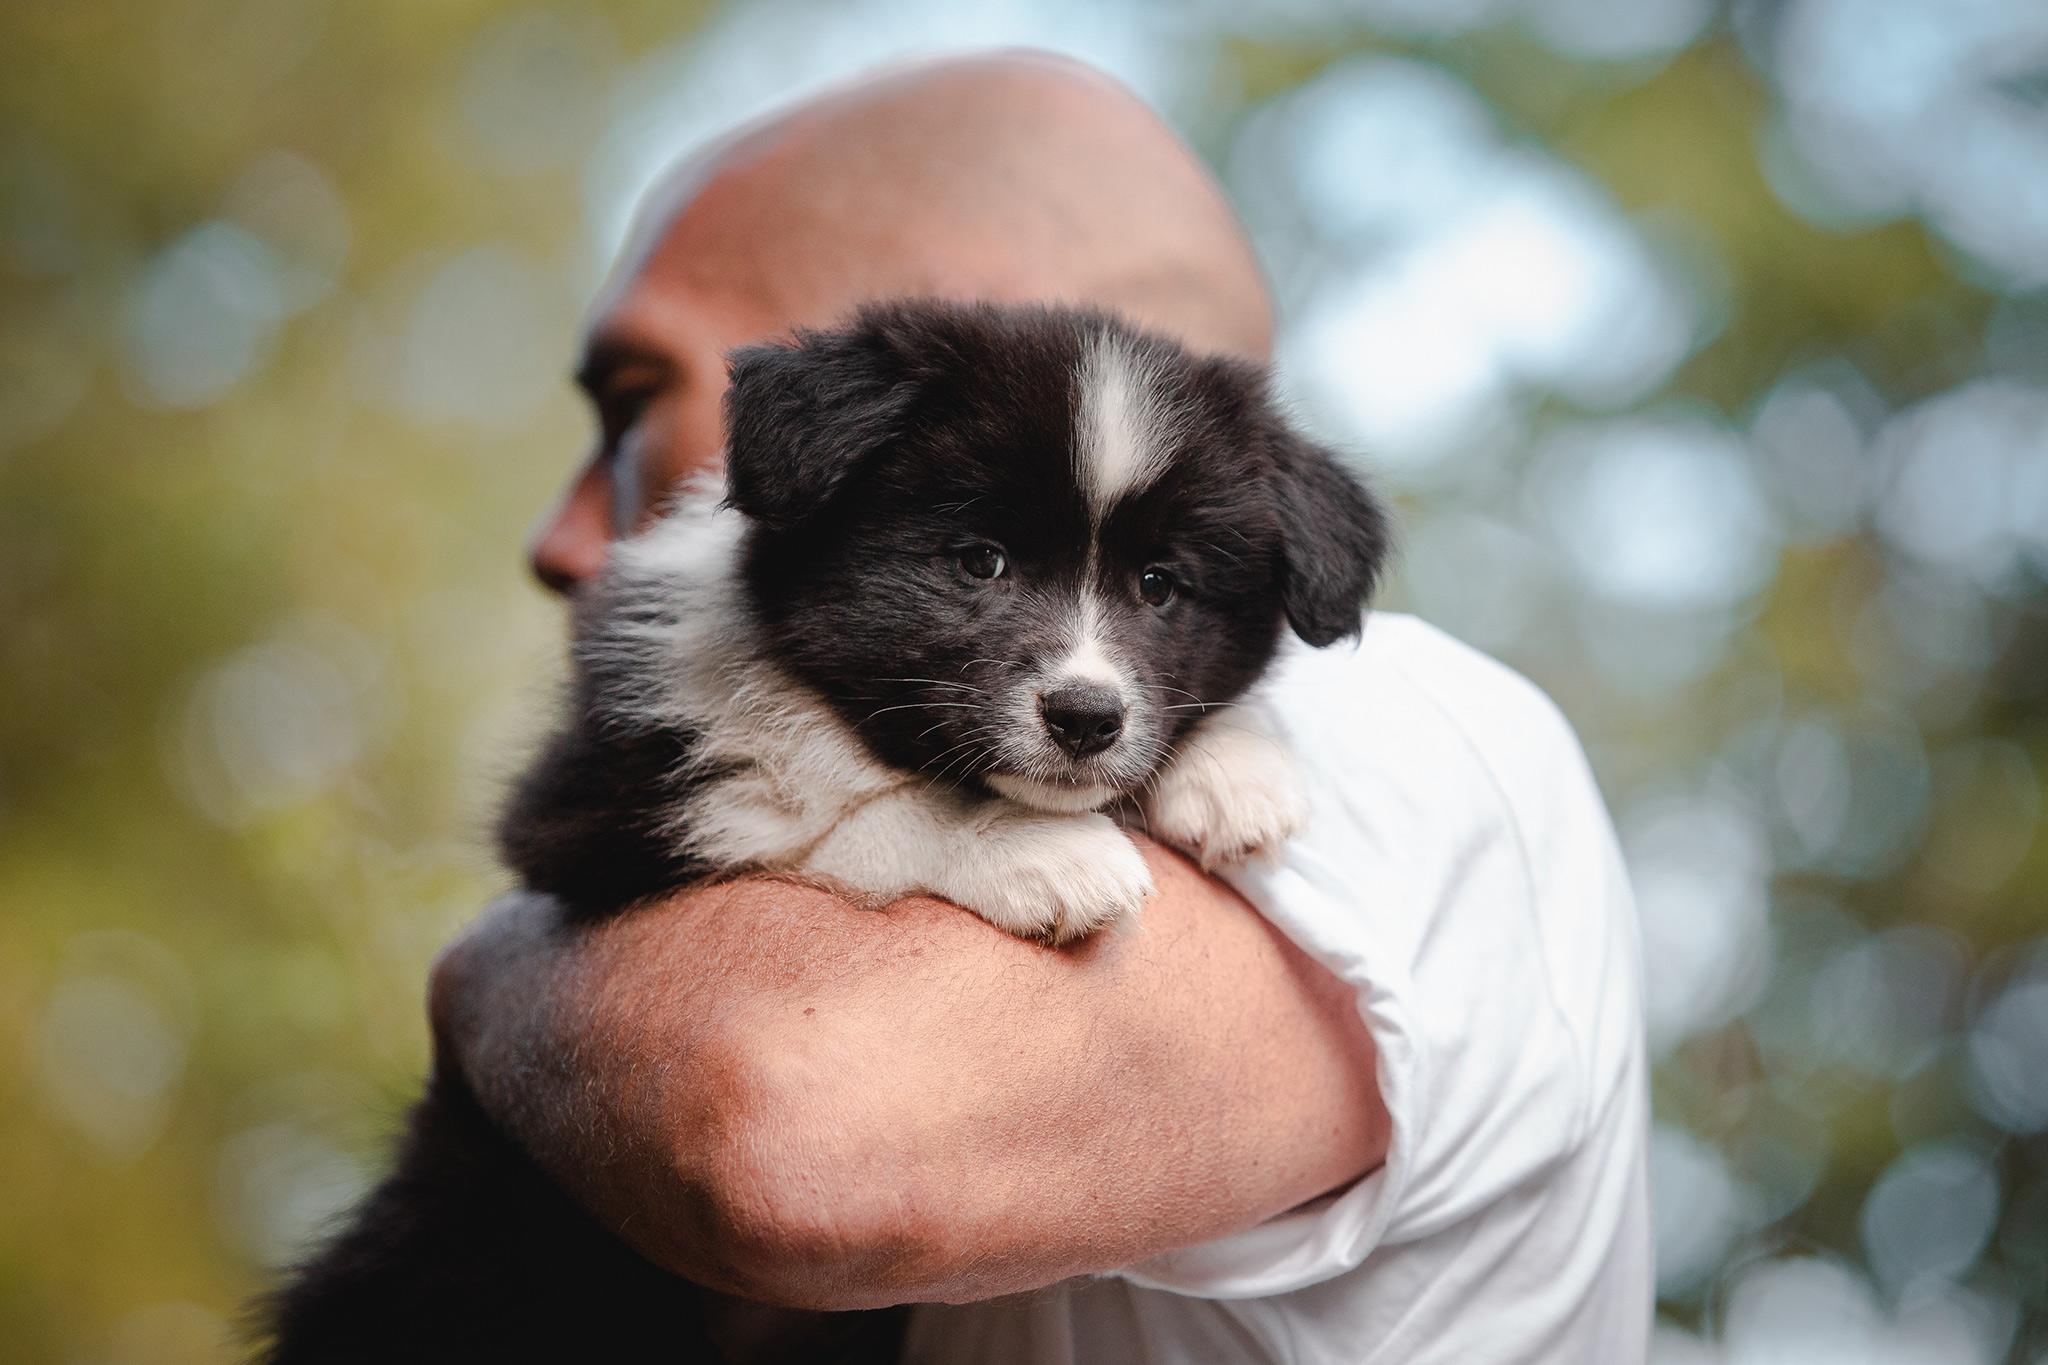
left=612, top=51, right=1272, bottom=359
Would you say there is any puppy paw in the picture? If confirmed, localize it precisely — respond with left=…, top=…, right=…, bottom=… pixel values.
left=1144, top=715, right=1306, bottom=871
left=954, top=811, right=1153, bottom=946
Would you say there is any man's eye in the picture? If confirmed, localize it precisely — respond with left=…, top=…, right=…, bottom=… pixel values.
left=960, top=545, right=1007, bottom=579
left=1139, top=567, right=1175, bottom=606
left=598, top=389, right=655, bottom=442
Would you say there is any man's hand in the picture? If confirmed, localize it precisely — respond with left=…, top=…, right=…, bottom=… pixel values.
left=430, top=838, right=1388, bottom=1311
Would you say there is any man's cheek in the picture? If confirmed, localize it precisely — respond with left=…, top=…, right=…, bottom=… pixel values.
left=664, top=392, right=731, bottom=492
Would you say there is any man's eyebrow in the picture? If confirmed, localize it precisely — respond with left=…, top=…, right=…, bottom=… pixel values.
left=575, top=336, right=675, bottom=396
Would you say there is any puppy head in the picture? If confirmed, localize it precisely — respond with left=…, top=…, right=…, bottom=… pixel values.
left=723, top=301, right=1391, bottom=811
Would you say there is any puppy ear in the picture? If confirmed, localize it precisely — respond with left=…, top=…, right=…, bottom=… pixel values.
left=1268, top=425, right=1394, bottom=647
left=721, top=325, right=917, bottom=529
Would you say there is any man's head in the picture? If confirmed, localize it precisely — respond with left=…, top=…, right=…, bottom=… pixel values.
left=530, top=49, right=1274, bottom=593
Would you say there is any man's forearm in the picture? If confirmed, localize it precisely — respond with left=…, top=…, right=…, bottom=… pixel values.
left=431, top=843, right=1388, bottom=1308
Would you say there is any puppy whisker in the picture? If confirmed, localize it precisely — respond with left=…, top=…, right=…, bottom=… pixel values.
left=875, top=677, right=989, bottom=694
left=861, top=702, right=982, bottom=720
left=924, top=740, right=998, bottom=791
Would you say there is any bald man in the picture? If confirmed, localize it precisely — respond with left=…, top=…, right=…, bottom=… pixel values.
left=433, top=52, right=1652, bottom=1364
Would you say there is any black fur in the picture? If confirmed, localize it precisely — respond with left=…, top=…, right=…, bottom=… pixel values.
left=262, top=301, right=1390, bottom=1362
left=263, top=1071, right=906, bottom=1365
left=497, top=718, right=702, bottom=918
left=1266, top=411, right=1393, bottom=647
left=496, top=575, right=713, bottom=918
left=722, top=322, right=922, bottom=530
left=263, top=1070, right=720, bottom=1364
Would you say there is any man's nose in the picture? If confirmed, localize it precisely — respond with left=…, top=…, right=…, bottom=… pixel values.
left=1040, top=684, right=1126, bottom=758
left=526, top=456, right=615, bottom=596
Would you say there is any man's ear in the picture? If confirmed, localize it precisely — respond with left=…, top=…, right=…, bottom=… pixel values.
left=721, top=324, right=917, bottom=529
left=1267, top=424, right=1394, bottom=647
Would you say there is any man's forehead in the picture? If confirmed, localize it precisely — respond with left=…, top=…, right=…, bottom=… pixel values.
left=578, top=282, right=689, bottom=374
left=579, top=185, right=813, bottom=372
left=586, top=223, right=999, bottom=379
left=585, top=171, right=866, bottom=362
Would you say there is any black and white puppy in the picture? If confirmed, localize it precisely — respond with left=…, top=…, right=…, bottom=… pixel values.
left=264, top=301, right=1389, bottom=1363
left=501, top=299, right=1390, bottom=942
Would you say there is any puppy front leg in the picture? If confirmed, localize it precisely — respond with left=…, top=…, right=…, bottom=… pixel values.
left=800, top=790, right=1153, bottom=945
left=1142, top=709, right=1307, bottom=872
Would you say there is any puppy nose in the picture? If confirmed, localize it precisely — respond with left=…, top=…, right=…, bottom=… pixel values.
left=1040, top=685, right=1125, bottom=758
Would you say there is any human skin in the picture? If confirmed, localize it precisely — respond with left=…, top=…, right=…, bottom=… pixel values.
left=432, top=51, right=1391, bottom=1310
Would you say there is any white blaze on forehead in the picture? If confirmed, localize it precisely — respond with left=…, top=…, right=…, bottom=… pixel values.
left=1077, top=332, right=1173, bottom=517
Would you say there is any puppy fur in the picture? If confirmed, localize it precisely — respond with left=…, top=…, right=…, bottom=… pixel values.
left=264, top=301, right=1390, bottom=1362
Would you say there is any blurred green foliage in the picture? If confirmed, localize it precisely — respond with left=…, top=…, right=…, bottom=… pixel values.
left=0, top=3, right=685, bottom=1356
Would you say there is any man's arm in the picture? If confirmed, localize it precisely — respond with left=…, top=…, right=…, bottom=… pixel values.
left=430, top=837, right=1389, bottom=1311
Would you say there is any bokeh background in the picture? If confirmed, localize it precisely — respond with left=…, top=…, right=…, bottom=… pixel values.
left=3, top=0, right=2046, bottom=1360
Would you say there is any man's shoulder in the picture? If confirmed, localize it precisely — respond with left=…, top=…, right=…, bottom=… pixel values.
left=1255, top=611, right=1636, bottom=1070
left=1322, top=612, right=1573, bottom=735
left=1263, top=612, right=1596, bottom=817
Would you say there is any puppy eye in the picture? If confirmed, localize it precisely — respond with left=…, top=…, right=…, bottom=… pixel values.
left=960, top=545, right=1007, bottom=580
left=1139, top=567, right=1175, bottom=606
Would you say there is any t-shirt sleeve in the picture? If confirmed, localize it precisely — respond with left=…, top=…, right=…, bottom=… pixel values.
left=1115, top=614, right=1645, bottom=1300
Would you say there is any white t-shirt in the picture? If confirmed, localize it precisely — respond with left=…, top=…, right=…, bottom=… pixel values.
left=903, top=614, right=1652, bottom=1365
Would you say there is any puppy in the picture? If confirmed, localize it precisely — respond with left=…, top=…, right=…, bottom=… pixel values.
left=501, top=300, right=1389, bottom=939
left=264, top=301, right=1389, bottom=1362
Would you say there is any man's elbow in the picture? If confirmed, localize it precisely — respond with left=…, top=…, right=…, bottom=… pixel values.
left=674, top=1031, right=950, bottom=1311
